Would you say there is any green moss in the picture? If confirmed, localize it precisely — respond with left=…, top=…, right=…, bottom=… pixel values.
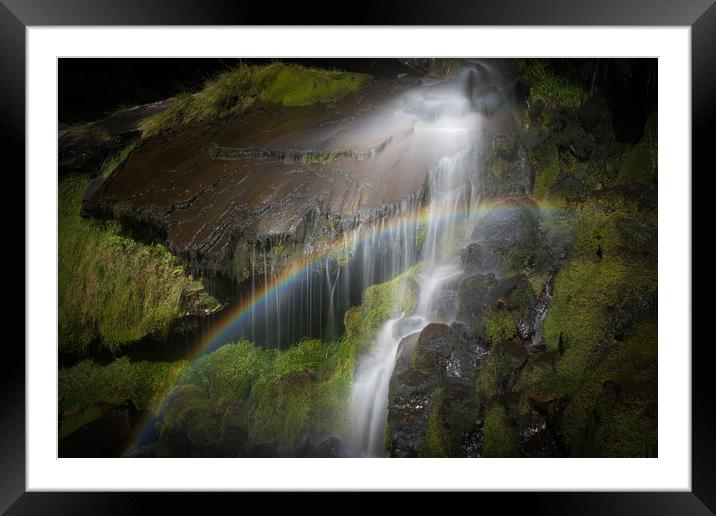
left=482, top=405, right=519, bottom=457
left=148, top=266, right=422, bottom=452
left=247, top=338, right=354, bottom=444
left=59, top=174, right=219, bottom=353
left=616, top=142, right=656, bottom=188
left=346, top=265, right=421, bottom=353
left=526, top=271, right=550, bottom=295
left=484, top=305, right=519, bottom=344
left=529, top=138, right=560, bottom=198
left=533, top=188, right=657, bottom=456
left=419, top=385, right=481, bottom=457
left=517, top=59, right=587, bottom=111
left=419, top=389, right=449, bottom=457
left=552, top=322, right=657, bottom=456
left=476, top=342, right=526, bottom=400
left=59, top=357, right=189, bottom=417
left=543, top=194, right=656, bottom=380
left=482, top=277, right=536, bottom=345
left=139, top=63, right=371, bottom=137
left=151, top=337, right=356, bottom=451
left=415, top=221, right=428, bottom=250
left=64, top=122, right=113, bottom=143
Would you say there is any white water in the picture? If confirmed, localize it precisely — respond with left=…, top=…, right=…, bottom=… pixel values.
left=348, top=109, right=483, bottom=455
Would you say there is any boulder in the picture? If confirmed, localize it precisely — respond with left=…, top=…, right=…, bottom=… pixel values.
left=479, top=136, right=533, bottom=198
left=455, top=272, right=498, bottom=330
left=469, top=197, right=542, bottom=275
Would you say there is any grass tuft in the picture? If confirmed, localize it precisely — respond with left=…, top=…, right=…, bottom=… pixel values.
left=138, top=63, right=371, bottom=137
left=517, top=59, right=587, bottom=110
left=59, top=174, right=220, bottom=354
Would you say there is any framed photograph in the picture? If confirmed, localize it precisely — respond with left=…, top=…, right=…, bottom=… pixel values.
left=5, top=0, right=710, bottom=512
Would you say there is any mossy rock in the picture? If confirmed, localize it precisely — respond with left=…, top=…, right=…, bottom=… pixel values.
left=554, top=322, right=657, bottom=456
left=482, top=275, right=537, bottom=345
left=139, top=63, right=372, bottom=137
left=455, top=272, right=498, bottom=331
left=346, top=265, right=422, bottom=353
left=475, top=341, right=527, bottom=400
left=418, top=383, right=481, bottom=457
left=480, top=137, right=532, bottom=197
left=470, top=197, right=544, bottom=275
left=529, top=137, right=560, bottom=199
left=482, top=404, right=520, bottom=457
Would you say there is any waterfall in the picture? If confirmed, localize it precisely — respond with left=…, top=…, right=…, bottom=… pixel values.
left=348, top=135, right=482, bottom=456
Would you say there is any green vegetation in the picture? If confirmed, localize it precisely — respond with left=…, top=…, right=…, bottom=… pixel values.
left=529, top=137, right=560, bottom=199
left=517, top=59, right=587, bottom=111
left=533, top=193, right=656, bottom=455
left=482, top=276, right=536, bottom=345
left=475, top=343, right=524, bottom=399
left=471, top=107, right=658, bottom=457
left=482, top=405, right=519, bottom=457
left=119, top=266, right=421, bottom=454
left=150, top=337, right=355, bottom=454
left=419, top=385, right=481, bottom=457
left=420, top=389, right=449, bottom=457
left=63, top=122, right=112, bottom=143
left=139, top=63, right=372, bottom=137
left=344, top=265, right=421, bottom=353
left=59, top=174, right=219, bottom=354
left=59, top=357, right=188, bottom=440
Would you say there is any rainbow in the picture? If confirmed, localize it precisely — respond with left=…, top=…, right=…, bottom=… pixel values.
left=185, top=196, right=561, bottom=359
left=128, top=196, right=562, bottom=452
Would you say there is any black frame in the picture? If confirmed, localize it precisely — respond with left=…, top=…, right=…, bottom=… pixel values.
left=3, top=1, right=711, bottom=513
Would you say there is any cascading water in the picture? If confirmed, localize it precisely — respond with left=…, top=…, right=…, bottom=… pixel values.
left=348, top=125, right=483, bottom=456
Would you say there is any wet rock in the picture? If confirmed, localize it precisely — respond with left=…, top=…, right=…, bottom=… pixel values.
left=518, top=413, right=562, bottom=457
left=469, top=197, right=542, bottom=275
left=386, top=321, right=483, bottom=457
left=489, top=275, right=537, bottom=322
left=386, top=378, right=435, bottom=457
left=420, top=381, right=482, bottom=457
left=59, top=99, right=171, bottom=177
left=459, top=243, right=491, bottom=273
left=393, top=331, right=421, bottom=378
left=459, top=416, right=484, bottom=457
left=83, top=79, right=476, bottom=283
left=516, top=284, right=552, bottom=341
left=455, top=272, right=497, bottom=330
left=413, top=323, right=477, bottom=379
left=479, top=136, right=533, bottom=198
left=58, top=127, right=137, bottom=178
left=428, top=276, right=461, bottom=323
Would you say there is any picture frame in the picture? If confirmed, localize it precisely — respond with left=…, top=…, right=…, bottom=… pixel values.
left=4, top=0, right=710, bottom=512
